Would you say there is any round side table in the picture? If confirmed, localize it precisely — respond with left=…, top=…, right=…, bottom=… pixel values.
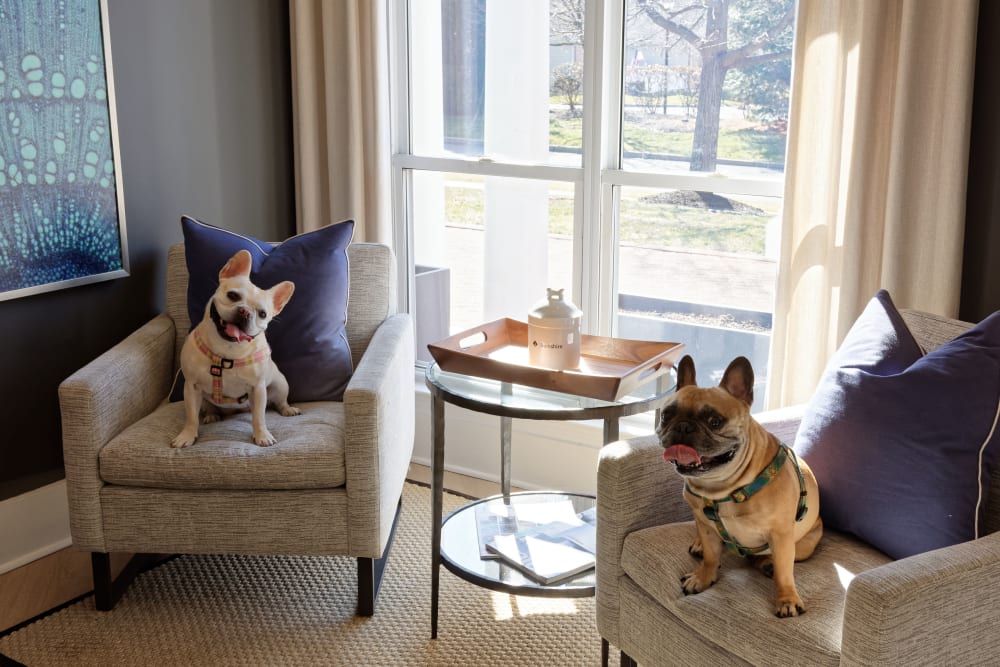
left=425, top=362, right=675, bottom=640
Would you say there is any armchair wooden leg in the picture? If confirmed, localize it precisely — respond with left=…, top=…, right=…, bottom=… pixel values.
left=600, top=639, right=636, bottom=667
left=91, top=553, right=162, bottom=611
left=356, top=497, right=403, bottom=616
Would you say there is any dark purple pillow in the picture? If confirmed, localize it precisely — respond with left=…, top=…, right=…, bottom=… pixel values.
left=795, top=290, right=1000, bottom=559
left=179, top=215, right=355, bottom=402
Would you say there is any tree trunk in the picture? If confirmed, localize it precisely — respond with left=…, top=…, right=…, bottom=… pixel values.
left=690, top=0, right=729, bottom=172
left=690, top=52, right=726, bottom=172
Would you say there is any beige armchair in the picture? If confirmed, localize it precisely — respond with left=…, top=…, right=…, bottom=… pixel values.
left=597, top=310, right=1000, bottom=665
left=59, top=242, right=414, bottom=616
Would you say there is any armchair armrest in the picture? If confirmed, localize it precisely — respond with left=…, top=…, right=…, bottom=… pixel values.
left=841, top=531, right=1000, bottom=666
left=58, top=313, right=176, bottom=551
left=596, top=435, right=690, bottom=645
left=343, top=313, right=415, bottom=558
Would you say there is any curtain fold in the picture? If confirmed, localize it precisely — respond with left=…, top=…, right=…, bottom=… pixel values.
left=768, top=0, right=979, bottom=408
left=289, top=0, right=391, bottom=243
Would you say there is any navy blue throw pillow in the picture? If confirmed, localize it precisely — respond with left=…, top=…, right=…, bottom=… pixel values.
left=795, top=290, right=1000, bottom=559
left=179, top=215, right=354, bottom=402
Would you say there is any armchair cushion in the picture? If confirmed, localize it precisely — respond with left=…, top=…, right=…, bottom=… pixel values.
left=99, top=401, right=346, bottom=490
left=620, top=522, right=891, bottom=666
left=796, top=290, right=1000, bottom=559
left=179, top=215, right=355, bottom=402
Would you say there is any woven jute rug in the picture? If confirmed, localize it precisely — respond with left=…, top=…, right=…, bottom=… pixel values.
left=0, top=483, right=601, bottom=666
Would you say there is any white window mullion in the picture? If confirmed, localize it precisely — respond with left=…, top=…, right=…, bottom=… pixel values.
left=388, top=0, right=412, bottom=314
left=602, top=181, right=621, bottom=336
left=580, top=0, right=625, bottom=336
left=391, top=154, right=580, bottom=183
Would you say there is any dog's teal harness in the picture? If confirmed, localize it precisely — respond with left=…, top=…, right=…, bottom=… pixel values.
left=684, top=444, right=809, bottom=557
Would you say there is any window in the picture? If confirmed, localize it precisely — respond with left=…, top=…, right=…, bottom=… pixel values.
left=392, top=0, right=794, bottom=406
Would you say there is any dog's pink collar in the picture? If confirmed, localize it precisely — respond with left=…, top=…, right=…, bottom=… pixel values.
left=192, top=328, right=270, bottom=405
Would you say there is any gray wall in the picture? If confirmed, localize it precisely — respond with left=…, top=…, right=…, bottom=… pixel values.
left=0, top=0, right=294, bottom=500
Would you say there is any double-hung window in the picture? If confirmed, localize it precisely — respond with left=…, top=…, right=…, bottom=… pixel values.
left=391, top=0, right=794, bottom=406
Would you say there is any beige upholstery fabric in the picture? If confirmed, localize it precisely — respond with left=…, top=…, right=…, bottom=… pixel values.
left=598, top=309, right=1000, bottom=665
left=618, top=578, right=753, bottom=667
left=622, top=523, right=891, bottom=666
left=100, top=402, right=346, bottom=490
left=100, top=488, right=350, bottom=555
left=60, top=241, right=414, bottom=568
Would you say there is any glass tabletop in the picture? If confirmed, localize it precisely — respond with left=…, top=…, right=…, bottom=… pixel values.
left=425, top=362, right=676, bottom=419
left=440, top=491, right=596, bottom=597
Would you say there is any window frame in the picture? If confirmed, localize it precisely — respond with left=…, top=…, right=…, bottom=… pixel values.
left=389, top=0, right=786, bottom=341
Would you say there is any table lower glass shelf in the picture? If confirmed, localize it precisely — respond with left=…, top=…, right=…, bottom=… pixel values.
left=439, top=490, right=596, bottom=597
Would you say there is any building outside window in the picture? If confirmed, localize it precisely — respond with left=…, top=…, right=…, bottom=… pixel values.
left=391, top=0, right=795, bottom=408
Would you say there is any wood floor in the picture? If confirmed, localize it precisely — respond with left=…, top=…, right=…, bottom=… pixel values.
left=0, top=465, right=506, bottom=634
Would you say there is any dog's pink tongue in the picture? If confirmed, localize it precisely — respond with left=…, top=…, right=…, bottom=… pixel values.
left=663, top=445, right=702, bottom=466
left=225, top=323, right=252, bottom=343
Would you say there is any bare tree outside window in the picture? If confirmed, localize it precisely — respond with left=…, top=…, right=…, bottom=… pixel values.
left=635, top=0, right=795, bottom=171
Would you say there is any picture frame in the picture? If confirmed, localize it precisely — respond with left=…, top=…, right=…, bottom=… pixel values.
left=0, top=0, right=129, bottom=302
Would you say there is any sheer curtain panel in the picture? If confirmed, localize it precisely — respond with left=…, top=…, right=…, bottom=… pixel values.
left=289, top=0, right=391, bottom=242
left=768, top=0, right=979, bottom=408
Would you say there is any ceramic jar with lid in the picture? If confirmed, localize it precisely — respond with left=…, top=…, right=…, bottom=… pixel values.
left=528, top=288, right=582, bottom=370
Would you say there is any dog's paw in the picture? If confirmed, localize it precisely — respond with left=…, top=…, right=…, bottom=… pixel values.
left=679, top=569, right=716, bottom=595
left=171, top=430, right=198, bottom=449
left=202, top=413, right=222, bottom=425
left=254, top=430, right=277, bottom=447
left=774, top=596, right=806, bottom=618
left=279, top=405, right=301, bottom=417
left=688, top=539, right=704, bottom=560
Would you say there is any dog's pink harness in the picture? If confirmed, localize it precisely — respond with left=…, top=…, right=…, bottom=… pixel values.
left=192, top=328, right=270, bottom=406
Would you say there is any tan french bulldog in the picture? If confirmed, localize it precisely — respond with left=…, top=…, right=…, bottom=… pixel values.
left=171, top=249, right=300, bottom=449
left=658, top=355, right=822, bottom=617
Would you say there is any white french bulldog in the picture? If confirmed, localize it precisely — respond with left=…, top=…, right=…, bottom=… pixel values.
left=171, top=249, right=300, bottom=448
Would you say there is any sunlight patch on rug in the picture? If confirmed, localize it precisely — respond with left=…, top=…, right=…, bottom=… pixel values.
left=491, top=591, right=583, bottom=620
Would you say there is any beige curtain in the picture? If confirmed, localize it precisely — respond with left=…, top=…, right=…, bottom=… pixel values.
left=289, top=0, right=391, bottom=243
left=768, top=0, right=979, bottom=408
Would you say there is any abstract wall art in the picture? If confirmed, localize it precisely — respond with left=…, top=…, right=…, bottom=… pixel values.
left=0, top=0, right=128, bottom=301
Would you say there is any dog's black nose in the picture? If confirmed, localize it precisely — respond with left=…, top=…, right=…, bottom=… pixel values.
left=676, top=419, right=696, bottom=435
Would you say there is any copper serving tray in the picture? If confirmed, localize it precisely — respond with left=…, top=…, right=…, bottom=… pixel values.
left=427, top=318, right=684, bottom=401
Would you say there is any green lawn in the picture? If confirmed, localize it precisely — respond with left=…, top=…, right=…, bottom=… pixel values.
left=444, top=183, right=772, bottom=257
left=443, top=108, right=781, bottom=257
left=551, top=118, right=785, bottom=165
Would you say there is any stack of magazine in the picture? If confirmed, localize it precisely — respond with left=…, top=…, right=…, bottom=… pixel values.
left=474, top=497, right=596, bottom=585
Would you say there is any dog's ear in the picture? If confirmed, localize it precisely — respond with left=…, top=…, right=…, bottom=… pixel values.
left=270, top=281, right=295, bottom=314
left=676, top=355, right=697, bottom=389
left=719, top=357, right=754, bottom=406
left=220, top=249, right=253, bottom=280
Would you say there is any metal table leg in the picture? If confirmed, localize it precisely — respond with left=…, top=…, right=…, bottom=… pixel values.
left=603, top=416, right=620, bottom=445
left=430, top=394, right=445, bottom=639
left=500, top=416, right=512, bottom=501
left=501, top=381, right=513, bottom=502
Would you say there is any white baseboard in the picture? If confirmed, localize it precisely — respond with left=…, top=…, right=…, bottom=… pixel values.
left=0, top=480, right=72, bottom=575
